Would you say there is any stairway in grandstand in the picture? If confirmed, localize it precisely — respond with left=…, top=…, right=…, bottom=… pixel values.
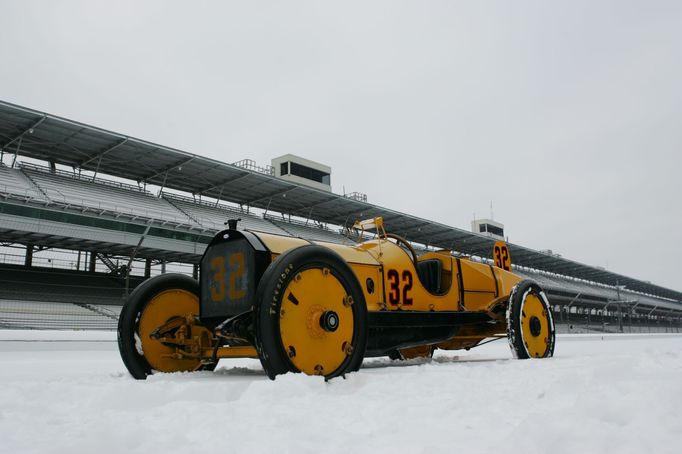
left=0, top=164, right=48, bottom=202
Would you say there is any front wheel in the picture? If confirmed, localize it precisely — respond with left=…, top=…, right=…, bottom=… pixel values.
left=506, top=280, right=556, bottom=359
left=254, top=245, right=368, bottom=380
left=117, top=273, right=216, bottom=379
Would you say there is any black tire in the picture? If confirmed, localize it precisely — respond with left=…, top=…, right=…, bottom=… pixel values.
left=117, top=273, right=216, bottom=379
left=506, top=280, right=556, bottom=359
left=254, top=245, right=368, bottom=380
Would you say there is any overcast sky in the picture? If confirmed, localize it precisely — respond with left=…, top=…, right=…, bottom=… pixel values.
left=1, top=1, right=681, bottom=291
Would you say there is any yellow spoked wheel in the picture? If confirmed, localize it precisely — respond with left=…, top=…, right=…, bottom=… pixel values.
left=118, top=274, right=216, bottom=379
left=507, top=280, right=555, bottom=359
left=255, top=245, right=367, bottom=380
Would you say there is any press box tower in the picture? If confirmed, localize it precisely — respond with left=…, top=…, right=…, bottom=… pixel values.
left=471, top=219, right=505, bottom=240
left=272, top=154, right=332, bottom=192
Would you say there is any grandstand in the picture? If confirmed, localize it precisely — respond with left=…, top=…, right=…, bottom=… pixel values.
left=21, top=163, right=193, bottom=225
left=0, top=99, right=680, bottom=333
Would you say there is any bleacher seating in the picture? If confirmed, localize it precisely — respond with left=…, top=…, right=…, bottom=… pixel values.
left=516, top=267, right=670, bottom=308
left=0, top=165, right=47, bottom=202
left=0, top=300, right=120, bottom=330
left=0, top=265, right=131, bottom=330
left=0, top=265, right=140, bottom=306
left=267, top=217, right=356, bottom=245
left=21, top=165, right=194, bottom=225
left=516, top=270, right=585, bottom=294
left=164, top=194, right=289, bottom=235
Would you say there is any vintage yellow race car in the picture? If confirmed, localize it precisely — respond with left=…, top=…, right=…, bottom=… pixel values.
left=118, top=217, right=555, bottom=380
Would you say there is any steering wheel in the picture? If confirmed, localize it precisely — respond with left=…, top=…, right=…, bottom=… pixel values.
left=383, top=233, right=419, bottom=266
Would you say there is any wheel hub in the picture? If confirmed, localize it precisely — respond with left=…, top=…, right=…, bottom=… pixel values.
left=320, top=310, right=340, bottom=332
left=529, top=316, right=542, bottom=337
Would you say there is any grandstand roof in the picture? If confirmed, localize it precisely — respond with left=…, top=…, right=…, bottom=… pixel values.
left=1, top=99, right=681, bottom=302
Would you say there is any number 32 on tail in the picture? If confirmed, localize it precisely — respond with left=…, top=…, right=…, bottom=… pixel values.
left=493, top=241, right=511, bottom=271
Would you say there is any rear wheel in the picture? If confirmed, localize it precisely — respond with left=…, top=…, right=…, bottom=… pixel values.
left=254, top=245, right=368, bottom=380
left=117, top=274, right=216, bottom=379
left=507, top=280, right=555, bottom=359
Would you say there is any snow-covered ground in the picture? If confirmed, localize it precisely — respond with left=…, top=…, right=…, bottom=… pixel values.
left=0, top=331, right=680, bottom=454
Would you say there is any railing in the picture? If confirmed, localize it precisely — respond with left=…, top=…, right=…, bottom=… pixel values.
left=232, top=159, right=275, bottom=176
left=0, top=251, right=76, bottom=269
left=263, top=213, right=335, bottom=232
left=163, top=193, right=295, bottom=235
left=163, top=192, right=249, bottom=216
left=12, top=178, right=207, bottom=231
left=0, top=300, right=122, bottom=330
left=46, top=197, right=202, bottom=229
left=0, top=248, right=196, bottom=277
left=19, top=162, right=149, bottom=194
left=553, top=305, right=682, bottom=333
left=0, top=185, right=45, bottom=203
left=344, top=192, right=368, bottom=203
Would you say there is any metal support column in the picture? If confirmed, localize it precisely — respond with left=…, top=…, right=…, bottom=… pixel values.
left=125, top=222, right=152, bottom=298
left=24, top=244, right=33, bottom=267
left=89, top=250, right=97, bottom=273
left=565, top=293, right=582, bottom=330
left=616, top=284, right=624, bottom=333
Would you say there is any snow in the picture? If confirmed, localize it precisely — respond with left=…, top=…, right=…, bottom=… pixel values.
left=0, top=332, right=681, bottom=454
